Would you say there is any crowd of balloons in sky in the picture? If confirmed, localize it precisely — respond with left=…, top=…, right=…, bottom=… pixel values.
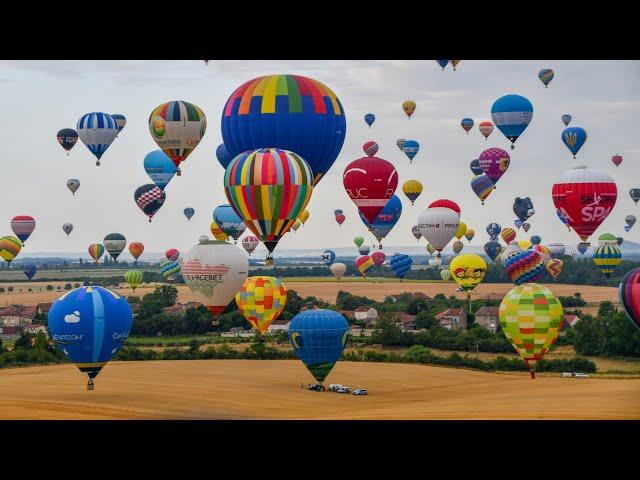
left=2, top=60, right=639, bottom=389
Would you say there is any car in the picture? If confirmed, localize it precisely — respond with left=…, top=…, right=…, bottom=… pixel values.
left=337, top=386, right=351, bottom=394
left=352, top=389, right=368, bottom=395
left=328, top=384, right=343, bottom=392
left=562, top=372, right=573, bottom=378
left=308, top=383, right=325, bottom=391
left=573, top=373, right=589, bottom=378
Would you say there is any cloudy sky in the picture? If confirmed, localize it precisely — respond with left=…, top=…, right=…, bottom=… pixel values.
left=1, top=60, right=639, bottom=260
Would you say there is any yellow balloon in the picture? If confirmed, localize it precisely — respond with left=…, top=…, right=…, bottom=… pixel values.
left=426, top=243, right=435, bottom=255
left=235, top=276, right=287, bottom=334
left=449, top=254, right=487, bottom=293
left=402, top=180, right=423, bottom=205
left=402, top=100, right=416, bottom=118
left=464, top=228, right=475, bottom=242
left=455, top=222, right=467, bottom=240
left=210, top=222, right=228, bottom=241
left=518, top=240, right=532, bottom=250
left=299, top=209, right=310, bottom=224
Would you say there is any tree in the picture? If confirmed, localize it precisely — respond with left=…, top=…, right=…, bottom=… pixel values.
left=7, top=287, right=13, bottom=293
left=64, top=283, right=72, bottom=290
left=372, top=314, right=403, bottom=345
left=14, top=332, right=36, bottom=350
left=0, top=287, right=4, bottom=293
left=153, top=285, right=178, bottom=307
left=46, top=285, right=53, bottom=291
left=415, top=311, right=438, bottom=329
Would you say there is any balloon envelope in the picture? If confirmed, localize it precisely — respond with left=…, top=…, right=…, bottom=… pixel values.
left=402, top=180, right=423, bottom=205
left=359, top=195, right=402, bottom=244
left=619, top=267, right=640, bottom=330
left=330, top=262, right=347, bottom=280
left=134, top=184, right=166, bottom=222
left=402, top=140, right=419, bottom=162
left=183, top=207, right=195, bottom=221
left=561, top=127, right=587, bottom=158
left=128, top=242, right=144, bottom=260
left=23, top=263, right=37, bottom=280
left=389, top=253, right=413, bottom=279
left=213, top=204, right=247, bottom=241
left=57, top=128, right=78, bottom=152
left=364, top=113, right=375, bottom=127
left=479, top=148, right=510, bottom=184
left=236, top=276, right=287, bottom=334
left=10, top=215, right=36, bottom=243
left=144, top=150, right=176, bottom=191
left=449, top=254, right=486, bottom=292
left=491, top=94, right=533, bottom=147
left=77, top=112, right=119, bottom=164
left=216, top=143, right=231, bottom=169
left=561, top=114, right=572, bottom=126
left=67, top=179, right=80, bottom=195
left=538, top=69, right=554, bottom=87
left=417, top=200, right=460, bottom=252
left=103, top=233, right=126, bottom=261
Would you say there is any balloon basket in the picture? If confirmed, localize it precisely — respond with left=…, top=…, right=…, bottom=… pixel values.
left=96, top=161, right=100, bottom=166
left=177, top=169, right=182, bottom=176
left=530, top=369, right=536, bottom=380
left=87, top=378, right=95, bottom=391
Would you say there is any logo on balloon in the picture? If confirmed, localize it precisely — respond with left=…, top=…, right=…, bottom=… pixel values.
left=453, top=267, right=486, bottom=280
left=151, top=116, right=166, bottom=138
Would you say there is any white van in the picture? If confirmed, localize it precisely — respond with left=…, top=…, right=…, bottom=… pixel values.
left=328, top=384, right=342, bottom=392
left=573, top=373, right=589, bottom=378
left=562, top=372, right=573, bottom=378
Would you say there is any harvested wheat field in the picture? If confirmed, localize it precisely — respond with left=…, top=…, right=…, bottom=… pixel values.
left=0, top=360, right=638, bottom=419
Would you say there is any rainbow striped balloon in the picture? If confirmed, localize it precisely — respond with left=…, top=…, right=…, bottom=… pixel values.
left=504, top=250, right=545, bottom=285
left=592, top=245, right=622, bottom=277
left=88, top=243, right=105, bottom=262
left=224, top=148, right=314, bottom=255
left=0, top=236, right=22, bottom=263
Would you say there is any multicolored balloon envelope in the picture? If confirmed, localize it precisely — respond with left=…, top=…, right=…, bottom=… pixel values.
left=111, top=113, right=126, bottom=133
left=166, top=248, right=179, bottom=262
left=478, top=148, right=510, bottom=185
left=499, top=283, right=563, bottom=378
left=144, top=150, right=176, bottom=191
left=619, top=267, right=640, bottom=330
left=322, top=249, right=336, bottom=265
left=103, top=233, right=126, bottom=261
left=48, top=286, right=132, bottom=389
left=210, top=222, right=228, bottom=241
left=561, top=127, right=587, bottom=158
left=134, top=184, right=166, bottom=222
left=235, top=276, right=287, bottom=334
left=402, top=180, right=423, bottom=205
left=504, top=250, right=545, bottom=285
left=88, top=243, right=105, bottom=262
left=77, top=112, right=119, bottom=165
left=389, top=253, right=412, bottom=279
left=213, top=204, right=247, bottom=242
left=478, top=121, right=494, bottom=140
left=546, top=258, right=564, bottom=279
left=224, top=148, right=313, bottom=256
left=402, top=100, right=416, bottom=118
left=538, top=69, right=554, bottom=87
left=124, top=270, right=143, bottom=291
left=592, top=245, right=622, bottom=277
left=57, top=128, right=78, bottom=153
left=501, top=228, right=516, bottom=244
left=449, top=254, right=486, bottom=292
left=359, top=194, right=402, bottom=247
left=460, top=118, right=474, bottom=133
left=491, top=94, right=533, bottom=149
left=288, top=309, right=349, bottom=383
left=355, top=255, right=374, bottom=277
left=11, top=215, right=36, bottom=244
left=471, top=174, right=494, bottom=204
left=221, top=74, right=345, bottom=185
left=417, top=200, right=460, bottom=253
left=363, top=141, right=378, bottom=157
left=161, top=260, right=181, bottom=281
left=242, top=236, right=259, bottom=256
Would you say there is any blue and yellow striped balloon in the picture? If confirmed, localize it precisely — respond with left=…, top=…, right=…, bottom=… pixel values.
left=592, top=245, right=622, bottom=277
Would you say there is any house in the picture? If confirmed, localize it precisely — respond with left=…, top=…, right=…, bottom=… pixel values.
left=354, top=307, right=378, bottom=322
left=0, top=305, right=37, bottom=326
left=395, top=312, right=418, bottom=331
left=387, top=292, right=431, bottom=303
left=474, top=306, right=500, bottom=333
left=478, top=294, right=504, bottom=302
left=436, top=308, right=468, bottom=330
left=268, top=319, right=290, bottom=332
left=560, top=314, right=581, bottom=334
left=0, top=325, right=24, bottom=335
left=23, top=323, right=48, bottom=334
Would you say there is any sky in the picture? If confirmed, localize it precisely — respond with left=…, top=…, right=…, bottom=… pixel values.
left=1, top=60, right=639, bottom=261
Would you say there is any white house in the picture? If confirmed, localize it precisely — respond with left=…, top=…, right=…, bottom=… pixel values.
left=267, top=319, right=290, bottom=333
left=354, top=307, right=378, bottom=322
left=436, top=308, right=468, bottom=330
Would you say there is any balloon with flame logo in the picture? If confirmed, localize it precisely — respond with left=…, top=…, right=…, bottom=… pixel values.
left=235, top=276, right=287, bottom=334
left=449, top=254, right=487, bottom=293
left=546, top=258, right=564, bottom=279
left=504, top=250, right=545, bottom=285
left=499, top=283, right=563, bottom=379
left=561, top=127, right=587, bottom=158
left=355, top=255, right=375, bottom=277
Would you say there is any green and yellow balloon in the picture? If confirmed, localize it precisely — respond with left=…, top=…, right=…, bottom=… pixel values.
left=124, top=270, right=143, bottom=292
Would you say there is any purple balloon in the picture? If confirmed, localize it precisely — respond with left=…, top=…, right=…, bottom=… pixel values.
left=478, top=148, right=510, bottom=184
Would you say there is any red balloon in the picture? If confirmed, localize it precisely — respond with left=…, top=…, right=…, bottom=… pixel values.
left=612, top=155, right=623, bottom=167
left=335, top=213, right=346, bottom=226
left=363, top=141, right=379, bottom=157
left=343, top=156, right=398, bottom=225
left=371, top=251, right=386, bottom=266
left=428, top=199, right=461, bottom=216
left=166, top=248, right=179, bottom=262
left=128, top=242, right=144, bottom=260
left=552, top=166, right=617, bottom=241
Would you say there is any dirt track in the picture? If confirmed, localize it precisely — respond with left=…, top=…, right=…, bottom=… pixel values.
left=0, top=360, right=637, bottom=419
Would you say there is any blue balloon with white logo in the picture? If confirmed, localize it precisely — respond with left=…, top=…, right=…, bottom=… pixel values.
left=322, top=249, right=336, bottom=266
left=364, top=113, right=375, bottom=127
left=213, top=204, right=247, bottom=242
left=403, top=140, right=420, bottom=163
left=561, top=127, right=587, bottom=158
left=23, top=263, right=37, bottom=280
left=143, top=150, right=176, bottom=191
left=486, top=222, right=502, bottom=239
left=358, top=194, right=402, bottom=246
left=48, top=286, right=132, bottom=390
left=491, top=94, right=534, bottom=149
left=389, top=253, right=413, bottom=279
left=216, top=143, right=231, bottom=169
left=288, top=309, right=349, bottom=383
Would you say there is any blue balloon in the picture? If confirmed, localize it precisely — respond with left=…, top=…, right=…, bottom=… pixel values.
left=436, top=60, right=449, bottom=70
left=403, top=140, right=420, bottom=162
left=491, top=94, right=534, bottom=148
left=76, top=112, right=119, bottom=163
left=334, top=209, right=343, bottom=216
left=23, top=263, right=37, bottom=280
left=577, top=242, right=589, bottom=255
left=110, top=114, right=126, bottom=133
left=183, top=207, right=195, bottom=221
left=514, top=219, right=524, bottom=229
left=48, top=286, right=132, bottom=389
left=486, top=222, right=502, bottom=239
left=389, top=253, right=413, bottom=279
left=470, top=159, right=483, bottom=175
left=484, top=241, right=502, bottom=262
left=288, top=309, right=349, bottom=383
left=144, top=150, right=176, bottom=191
left=562, top=114, right=572, bottom=127
left=213, top=204, right=246, bottom=241
left=322, top=249, right=336, bottom=266
left=358, top=244, right=370, bottom=256
left=561, top=127, right=587, bottom=158
left=216, top=143, right=231, bottom=169
left=364, top=113, right=375, bottom=127
left=358, top=195, right=402, bottom=244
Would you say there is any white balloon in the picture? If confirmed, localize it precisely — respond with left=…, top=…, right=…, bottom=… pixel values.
left=181, top=238, right=248, bottom=315
left=547, top=243, right=566, bottom=258
left=330, top=262, right=347, bottom=280
left=418, top=207, right=460, bottom=252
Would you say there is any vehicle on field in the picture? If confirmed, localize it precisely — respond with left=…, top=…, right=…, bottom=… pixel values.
left=352, top=389, right=368, bottom=395
left=337, top=386, right=351, bottom=394
left=328, top=384, right=343, bottom=392
left=573, top=373, right=589, bottom=378
left=308, top=383, right=325, bottom=391
left=562, top=372, right=573, bottom=378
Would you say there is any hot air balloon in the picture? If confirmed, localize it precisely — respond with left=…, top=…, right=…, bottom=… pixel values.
left=530, top=235, right=542, bottom=246
left=180, top=208, right=195, bottom=222
left=148, top=100, right=206, bottom=176
left=546, top=258, right=564, bottom=279
left=625, top=215, right=636, bottom=230
left=389, top=253, right=412, bottom=280
left=216, top=143, right=231, bottom=169
left=165, top=248, right=179, bottom=264
left=355, top=255, right=374, bottom=277
left=181, top=237, right=249, bottom=315
left=504, top=250, right=545, bottom=285
left=213, top=204, right=247, bottom=243
left=418, top=200, right=460, bottom=255
left=143, top=150, right=176, bottom=191
left=134, top=184, right=166, bottom=222
left=343, top=155, right=398, bottom=225
left=221, top=74, right=345, bottom=186
left=499, top=283, right=563, bottom=379
left=335, top=213, right=346, bottom=226
left=436, top=60, right=449, bottom=70
left=449, top=254, right=487, bottom=293
left=371, top=251, right=386, bottom=267
left=76, top=112, right=119, bottom=165
left=402, top=100, right=416, bottom=118
left=577, top=242, right=589, bottom=255
left=161, top=260, right=181, bottom=282
left=358, top=244, right=371, bottom=256
left=522, top=222, right=531, bottom=233
left=426, top=243, right=436, bottom=255
left=103, top=234, right=126, bottom=262
left=499, top=241, right=523, bottom=264
left=452, top=223, right=466, bottom=242
left=57, top=128, right=78, bottom=154
left=124, top=270, right=143, bottom=291
left=411, top=225, right=422, bottom=241
left=209, top=222, right=228, bottom=242
left=440, top=269, right=451, bottom=281
left=396, top=138, right=406, bottom=151
left=402, top=180, right=423, bottom=205
left=364, top=113, right=375, bottom=127
left=289, top=309, right=349, bottom=383
left=619, top=267, right=640, bottom=330
left=612, top=154, right=623, bottom=167
left=363, top=141, right=379, bottom=157
left=11, top=215, right=36, bottom=244
left=631, top=189, right=640, bottom=205
left=532, top=244, right=551, bottom=262
left=62, top=223, right=73, bottom=236
left=48, top=286, right=132, bottom=389
left=552, top=165, right=617, bottom=241
left=453, top=240, right=464, bottom=254
left=128, top=242, right=144, bottom=262
left=354, top=236, right=364, bottom=248
left=470, top=159, right=484, bottom=175
left=484, top=241, right=502, bottom=262
left=617, top=237, right=624, bottom=247
left=592, top=245, right=622, bottom=277
left=236, top=276, right=287, bottom=334
left=561, top=114, right=572, bottom=127
left=291, top=220, right=302, bottom=232
left=242, top=236, right=259, bottom=256
left=547, top=243, right=566, bottom=258
left=479, top=148, right=510, bottom=185
left=561, top=127, right=587, bottom=158
left=538, top=69, right=554, bottom=87
left=460, top=118, right=474, bottom=134
left=486, top=222, right=501, bottom=240
left=513, top=197, right=535, bottom=223
left=597, top=233, right=616, bottom=246
left=429, top=256, right=442, bottom=268
left=501, top=228, right=516, bottom=244
left=491, top=94, right=533, bottom=149
left=471, top=174, right=494, bottom=204
left=66, top=179, right=80, bottom=196
left=514, top=219, right=523, bottom=230
left=330, top=262, right=347, bottom=281
left=451, top=60, right=461, bottom=70
left=478, top=121, right=494, bottom=140
left=225, top=148, right=313, bottom=260
left=111, top=114, right=126, bottom=133
left=23, top=263, right=37, bottom=280
left=322, top=249, right=336, bottom=266
left=402, top=140, right=419, bottom=163
left=88, top=243, right=105, bottom=263
left=359, top=194, right=402, bottom=248
left=299, top=210, right=310, bottom=226
left=464, top=229, right=475, bottom=242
